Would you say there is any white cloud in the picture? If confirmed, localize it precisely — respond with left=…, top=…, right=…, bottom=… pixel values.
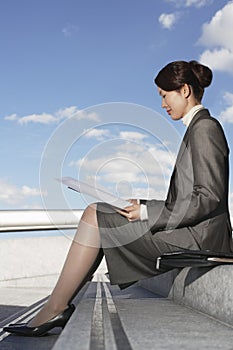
left=62, top=24, right=78, bottom=37
left=219, top=92, right=233, bottom=124
left=84, top=128, right=111, bottom=140
left=119, top=131, right=148, bottom=141
left=166, top=0, right=213, bottom=7
left=56, top=106, right=99, bottom=121
left=4, top=113, right=18, bottom=121
left=198, top=3, right=233, bottom=49
left=185, top=0, right=212, bottom=6
left=148, top=145, right=176, bottom=174
left=20, top=113, right=57, bottom=125
left=198, top=2, right=233, bottom=74
left=82, top=129, right=149, bottom=142
left=158, top=13, right=178, bottom=29
left=200, top=49, right=233, bottom=73
left=69, top=139, right=175, bottom=200
left=4, top=106, right=99, bottom=125
left=0, top=179, right=44, bottom=206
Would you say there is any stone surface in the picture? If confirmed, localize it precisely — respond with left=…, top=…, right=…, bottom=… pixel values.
left=0, top=236, right=72, bottom=283
left=52, top=281, right=233, bottom=350
left=140, top=265, right=233, bottom=326
left=2, top=265, right=233, bottom=349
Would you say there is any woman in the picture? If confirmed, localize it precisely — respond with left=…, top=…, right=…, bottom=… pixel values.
left=4, top=60, right=232, bottom=336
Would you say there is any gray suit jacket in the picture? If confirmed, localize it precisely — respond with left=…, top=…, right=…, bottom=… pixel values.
left=146, top=109, right=232, bottom=252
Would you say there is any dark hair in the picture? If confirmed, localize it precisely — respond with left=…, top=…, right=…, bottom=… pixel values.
left=154, top=60, right=213, bottom=101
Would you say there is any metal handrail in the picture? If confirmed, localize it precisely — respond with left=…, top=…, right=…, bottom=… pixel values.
left=0, top=209, right=232, bottom=233
left=0, top=209, right=83, bottom=232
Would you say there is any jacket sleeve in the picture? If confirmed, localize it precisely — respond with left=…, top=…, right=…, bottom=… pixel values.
left=147, top=118, right=229, bottom=234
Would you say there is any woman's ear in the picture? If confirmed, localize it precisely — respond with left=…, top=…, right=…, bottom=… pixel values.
left=182, top=84, right=191, bottom=98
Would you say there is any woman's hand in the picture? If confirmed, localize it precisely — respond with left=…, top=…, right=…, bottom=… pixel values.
left=117, top=199, right=140, bottom=221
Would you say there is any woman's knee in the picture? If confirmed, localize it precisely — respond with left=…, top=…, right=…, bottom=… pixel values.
left=74, top=204, right=100, bottom=247
left=81, top=204, right=98, bottom=226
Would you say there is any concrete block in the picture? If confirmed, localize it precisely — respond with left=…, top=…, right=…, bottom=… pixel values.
left=140, top=265, right=233, bottom=326
left=0, top=236, right=73, bottom=282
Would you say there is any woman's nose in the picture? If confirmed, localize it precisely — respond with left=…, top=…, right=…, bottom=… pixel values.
left=161, top=99, right=167, bottom=108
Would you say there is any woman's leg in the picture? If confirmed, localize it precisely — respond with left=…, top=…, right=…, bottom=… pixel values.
left=29, top=204, right=101, bottom=327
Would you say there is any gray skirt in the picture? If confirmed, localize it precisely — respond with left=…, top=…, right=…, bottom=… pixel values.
left=96, top=203, right=200, bottom=286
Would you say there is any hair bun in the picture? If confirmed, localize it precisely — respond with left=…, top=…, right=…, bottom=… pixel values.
left=189, top=60, right=213, bottom=88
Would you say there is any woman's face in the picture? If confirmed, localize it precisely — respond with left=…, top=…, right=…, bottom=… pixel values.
left=158, top=86, right=190, bottom=121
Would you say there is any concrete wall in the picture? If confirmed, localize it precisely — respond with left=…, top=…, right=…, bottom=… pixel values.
left=0, top=234, right=107, bottom=288
left=0, top=235, right=73, bottom=287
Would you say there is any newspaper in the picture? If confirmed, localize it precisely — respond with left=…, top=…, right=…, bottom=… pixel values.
left=57, top=176, right=132, bottom=210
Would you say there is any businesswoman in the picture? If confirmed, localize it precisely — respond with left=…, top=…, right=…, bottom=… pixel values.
left=5, top=60, right=232, bottom=336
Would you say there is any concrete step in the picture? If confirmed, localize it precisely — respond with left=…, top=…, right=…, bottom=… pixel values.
left=2, top=269, right=233, bottom=350
left=139, top=265, right=233, bottom=327
left=0, top=281, right=90, bottom=350
left=0, top=295, right=53, bottom=350
left=52, top=274, right=233, bottom=350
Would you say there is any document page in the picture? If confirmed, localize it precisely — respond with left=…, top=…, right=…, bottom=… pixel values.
left=57, top=176, right=132, bottom=210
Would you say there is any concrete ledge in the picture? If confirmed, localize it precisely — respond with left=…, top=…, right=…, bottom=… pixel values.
left=0, top=236, right=73, bottom=282
left=52, top=276, right=233, bottom=350
left=0, top=273, right=59, bottom=288
left=139, top=265, right=233, bottom=326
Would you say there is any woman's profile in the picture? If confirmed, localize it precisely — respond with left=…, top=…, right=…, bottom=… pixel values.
left=4, top=60, right=232, bottom=336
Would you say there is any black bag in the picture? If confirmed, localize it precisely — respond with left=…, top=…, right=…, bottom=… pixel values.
left=156, top=250, right=233, bottom=271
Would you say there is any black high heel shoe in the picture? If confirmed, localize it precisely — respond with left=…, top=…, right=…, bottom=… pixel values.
left=3, top=304, right=75, bottom=337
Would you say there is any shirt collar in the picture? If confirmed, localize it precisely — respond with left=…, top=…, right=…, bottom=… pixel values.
left=182, top=104, right=204, bottom=127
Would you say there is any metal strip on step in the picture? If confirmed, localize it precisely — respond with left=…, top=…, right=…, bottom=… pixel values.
left=102, top=282, right=133, bottom=350
left=89, top=277, right=105, bottom=350
left=0, top=295, right=49, bottom=341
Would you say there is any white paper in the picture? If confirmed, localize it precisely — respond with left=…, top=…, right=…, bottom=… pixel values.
left=56, top=176, right=132, bottom=210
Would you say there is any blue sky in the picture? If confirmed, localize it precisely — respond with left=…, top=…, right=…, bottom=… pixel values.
left=1, top=0, right=233, bottom=219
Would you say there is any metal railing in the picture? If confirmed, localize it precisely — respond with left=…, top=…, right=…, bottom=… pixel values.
left=0, top=209, right=232, bottom=233
left=0, top=209, right=83, bottom=232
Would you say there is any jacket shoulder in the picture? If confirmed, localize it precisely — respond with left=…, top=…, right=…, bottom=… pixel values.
left=189, top=109, right=229, bottom=153
left=190, top=109, right=223, bottom=131
left=190, top=108, right=221, bottom=127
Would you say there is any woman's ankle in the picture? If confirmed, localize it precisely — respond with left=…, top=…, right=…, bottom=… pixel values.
left=28, top=302, right=68, bottom=327
left=44, top=300, right=68, bottom=316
